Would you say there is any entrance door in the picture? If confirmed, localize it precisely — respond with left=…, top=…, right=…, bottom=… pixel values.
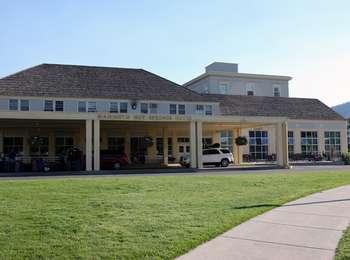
left=177, top=137, right=190, bottom=160
left=130, top=137, right=148, bottom=164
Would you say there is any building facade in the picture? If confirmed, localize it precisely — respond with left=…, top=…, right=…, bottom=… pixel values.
left=184, top=62, right=347, bottom=161
left=0, top=63, right=346, bottom=173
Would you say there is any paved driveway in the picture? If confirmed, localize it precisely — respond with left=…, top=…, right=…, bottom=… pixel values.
left=1, top=165, right=350, bottom=180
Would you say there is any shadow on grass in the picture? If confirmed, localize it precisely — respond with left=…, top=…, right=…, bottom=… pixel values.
left=234, top=198, right=350, bottom=210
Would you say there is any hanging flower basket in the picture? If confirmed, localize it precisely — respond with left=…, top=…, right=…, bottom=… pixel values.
left=235, top=136, right=248, bottom=146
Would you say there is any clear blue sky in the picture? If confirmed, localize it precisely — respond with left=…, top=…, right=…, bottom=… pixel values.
left=1, top=0, right=349, bottom=106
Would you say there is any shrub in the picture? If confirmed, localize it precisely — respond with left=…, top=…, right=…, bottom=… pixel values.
left=341, top=153, right=350, bottom=165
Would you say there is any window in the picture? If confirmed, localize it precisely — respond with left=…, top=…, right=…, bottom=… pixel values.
left=120, top=102, right=128, bottom=113
left=301, top=131, right=318, bottom=155
left=249, top=131, right=268, bottom=160
left=202, top=138, right=213, bottom=148
left=273, top=85, right=281, bottom=97
left=110, top=102, right=118, bottom=113
left=169, top=104, right=177, bottom=114
left=204, top=86, right=209, bottom=94
left=141, top=103, right=148, bottom=114
left=177, top=137, right=190, bottom=143
left=150, top=103, right=158, bottom=114
left=205, top=105, right=213, bottom=116
left=324, top=131, right=341, bottom=158
left=203, top=149, right=220, bottom=155
left=246, top=83, right=255, bottom=96
left=9, top=99, right=18, bottom=111
left=55, top=137, right=74, bottom=155
left=30, top=136, right=49, bottom=156
left=44, top=100, right=54, bottom=111
left=78, top=101, right=86, bottom=112
left=220, top=149, right=231, bottom=154
left=108, top=137, right=125, bottom=152
left=179, top=146, right=184, bottom=153
left=156, top=138, right=164, bottom=156
left=196, top=104, right=204, bottom=115
left=219, top=83, right=229, bottom=94
left=88, top=102, right=97, bottom=112
left=3, top=137, right=23, bottom=155
left=288, top=131, right=294, bottom=159
left=20, top=100, right=29, bottom=111
left=220, top=131, right=233, bottom=152
left=55, top=101, right=64, bottom=112
left=178, top=104, right=185, bottom=115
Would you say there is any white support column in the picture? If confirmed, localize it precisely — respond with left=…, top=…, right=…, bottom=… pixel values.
left=276, top=122, right=289, bottom=168
left=196, top=121, right=203, bottom=168
left=318, top=129, right=325, bottom=156
left=341, top=124, right=348, bottom=154
left=163, top=128, right=168, bottom=166
left=93, top=119, right=100, bottom=171
left=233, top=128, right=241, bottom=165
left=85, top=119, right=93, bottom=171
left=190, top=121, right=197, bottom=168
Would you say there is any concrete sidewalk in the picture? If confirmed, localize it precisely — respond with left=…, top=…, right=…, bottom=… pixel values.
left=178, top=185, right=350, bottom=260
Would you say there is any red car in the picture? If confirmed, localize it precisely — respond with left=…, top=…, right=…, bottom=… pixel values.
left=100, top=150, right=129, bottom=170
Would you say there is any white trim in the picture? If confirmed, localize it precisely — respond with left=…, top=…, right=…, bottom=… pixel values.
left=183, top=71, right=292, bottom=87
left=0, top=110, right=289, bottom=123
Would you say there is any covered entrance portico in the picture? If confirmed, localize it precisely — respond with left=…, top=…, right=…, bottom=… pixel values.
left=191, top=116, right=289, bottom=169
left=0, top=111, right=290, bottom=173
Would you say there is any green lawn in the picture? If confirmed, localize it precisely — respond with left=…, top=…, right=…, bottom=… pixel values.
left=336, top=226, right=350, bottom=260
left=1, top=172, right=350, bottom=259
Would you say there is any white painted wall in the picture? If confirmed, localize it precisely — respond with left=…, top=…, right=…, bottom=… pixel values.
left=187, top=75, right=289, bottom=97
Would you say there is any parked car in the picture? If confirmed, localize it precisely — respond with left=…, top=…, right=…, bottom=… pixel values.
left=180, top=148, right=234, bottom=168
left=203, top=148, right=234, bottom=167
left=100, top=150, right=129, bottom=170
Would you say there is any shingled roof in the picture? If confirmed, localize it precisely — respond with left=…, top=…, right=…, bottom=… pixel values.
left=204, top=94, right=344, bottom=121
left=0, top=63, right=344, bottom=121
left=0, top=63, right=207, bottom=102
